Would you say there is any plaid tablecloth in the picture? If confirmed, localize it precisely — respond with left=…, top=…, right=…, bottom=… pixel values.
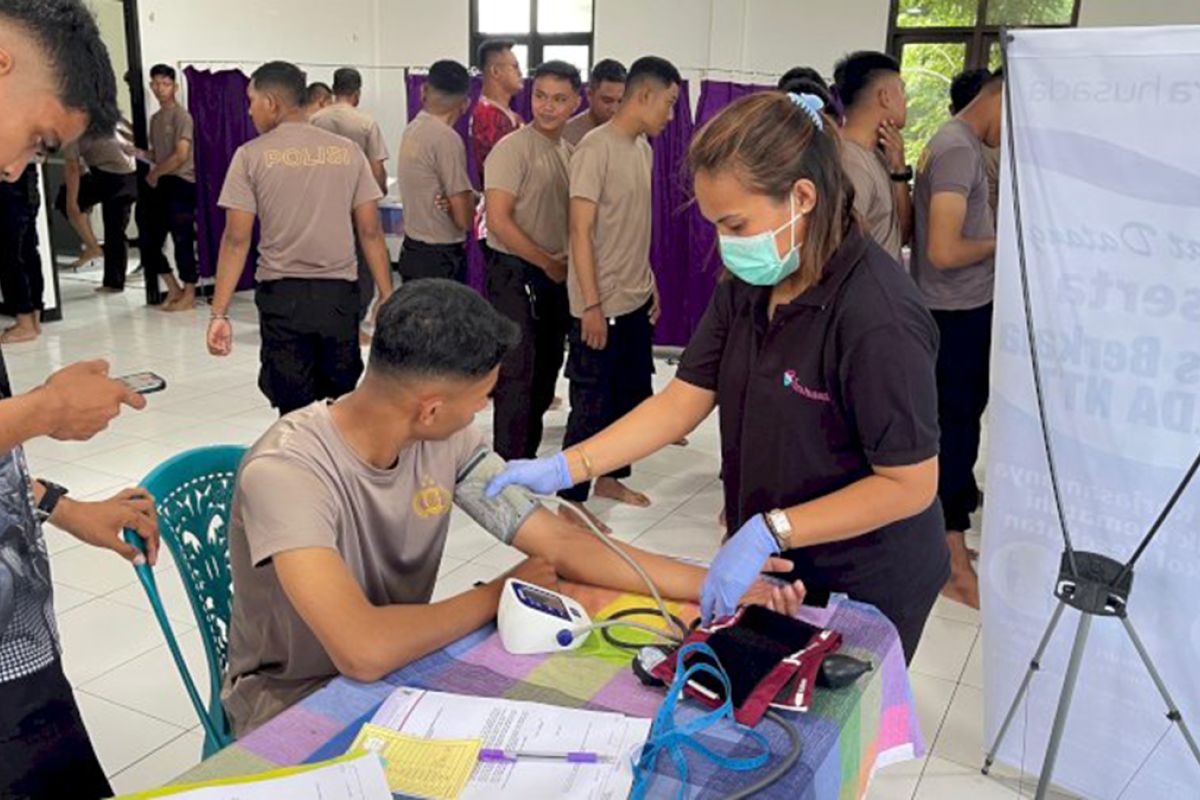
left=173, top=588, right=923, bottom=799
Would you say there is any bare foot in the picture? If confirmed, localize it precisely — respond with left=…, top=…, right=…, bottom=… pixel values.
left=941, top=531, right=981, bottom=609
left=594, top=476, right=651, bottom=508
left=166, top=297, right=196, bottom=312
left=160, top=292, right=183, bottom=310
left=557, top=502, right=612, bottom=535
left=0, top=326, right=38, bottom=344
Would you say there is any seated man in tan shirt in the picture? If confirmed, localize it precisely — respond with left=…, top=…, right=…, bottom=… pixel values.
left=206, top=61, right=393, bottom=415
left=222, top=279, right=803, bottom=736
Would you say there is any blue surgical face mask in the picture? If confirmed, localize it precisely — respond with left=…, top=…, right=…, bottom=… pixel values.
left=718, top=194, right=804, bottom=287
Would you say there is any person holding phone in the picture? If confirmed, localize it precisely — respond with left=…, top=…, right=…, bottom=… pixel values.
left=833, top=51, right=912, bottom=265
left=488, top=91, right=950, bottom=662
left=0, top=5, right=165, bottom=795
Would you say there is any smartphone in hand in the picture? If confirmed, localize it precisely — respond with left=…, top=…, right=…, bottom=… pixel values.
left=116, top=371, right=167, bottom=395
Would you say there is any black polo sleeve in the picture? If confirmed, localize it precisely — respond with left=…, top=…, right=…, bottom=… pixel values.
left=839, top=313, right=941, bottom=467
left=676, top=281, right=733, bottom=392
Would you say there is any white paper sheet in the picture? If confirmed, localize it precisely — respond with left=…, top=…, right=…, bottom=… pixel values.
left=371, top=688, right=652, bottom=800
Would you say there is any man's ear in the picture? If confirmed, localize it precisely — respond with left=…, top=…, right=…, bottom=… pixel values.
left=0, top=46, right=14, bottom=78
left=417, top=396, right=444, bottom=429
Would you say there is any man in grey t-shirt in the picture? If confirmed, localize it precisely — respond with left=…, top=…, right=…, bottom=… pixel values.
left=912, top=70, right=1003, bottom=611
left=222, top=280, right=804, bottom=736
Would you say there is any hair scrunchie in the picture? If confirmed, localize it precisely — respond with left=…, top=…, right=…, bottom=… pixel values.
left=787, top=92, right=825, bottom=132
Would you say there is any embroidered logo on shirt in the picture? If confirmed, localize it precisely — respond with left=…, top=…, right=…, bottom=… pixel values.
left=782, top=370, right=831, bottom=403
left=263, top=146, right=352, bottom=169
left=413, top=475, right=453, bottom=518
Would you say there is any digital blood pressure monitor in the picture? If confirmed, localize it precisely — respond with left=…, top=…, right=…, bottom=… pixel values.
left=497, top=578, right=592, bottom=655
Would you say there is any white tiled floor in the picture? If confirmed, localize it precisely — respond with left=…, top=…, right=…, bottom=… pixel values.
left=8, top=272, right=1063, bottom=798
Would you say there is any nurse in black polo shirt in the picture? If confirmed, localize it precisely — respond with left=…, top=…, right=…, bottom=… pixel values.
left=488, top=91, right=950, bottom=661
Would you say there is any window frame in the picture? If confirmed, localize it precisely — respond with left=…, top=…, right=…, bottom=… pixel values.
left=886, top=0, right=1081, bottom=69
left=469, top=0, right=596, bottom=72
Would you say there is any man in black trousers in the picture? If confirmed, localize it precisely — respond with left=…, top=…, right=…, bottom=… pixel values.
left=0, top=164, right=45, bottom=343
left=483, top=61, right=579, bottom=460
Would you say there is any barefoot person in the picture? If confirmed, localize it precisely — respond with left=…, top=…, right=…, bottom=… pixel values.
left=491, top=91, right=949, bottom=663
left=559, top=56, right=681, bottom=522
left=912, top=70, right=1004, bottom=609
left=140, top=64, right=198, bottom=311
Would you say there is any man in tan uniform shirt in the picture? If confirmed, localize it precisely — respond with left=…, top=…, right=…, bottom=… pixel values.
left=395, top=60, right=476, bottom=283
left=560, top=56, right=680, bottom=518
left=205, top=61, right=393, bottom=415
left=833, top=51, right=913, bottom=264
left=140, top=63, right=199, bottom=310
left=484, top=61, right=578, bottom=462
left=311, top=67, right=391, bottom=325
left=563, top=59, right=626, bottom=147
left=222, top=279, right=806, bottom=735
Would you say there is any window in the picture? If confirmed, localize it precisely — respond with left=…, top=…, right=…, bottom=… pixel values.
left=471, top=0, right=594, bottom=77
left=888, top=0, right=1080, bottom=163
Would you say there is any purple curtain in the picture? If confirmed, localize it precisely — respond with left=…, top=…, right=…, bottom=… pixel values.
left=681, top=80, right=777, bottom=337
left=650, top=81, right=694, bottom=347
left=184, top=67, right=258, bottom=290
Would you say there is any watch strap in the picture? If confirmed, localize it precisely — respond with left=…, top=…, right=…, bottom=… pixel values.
left=35, top=480, right=69, bottom=523
left=890, top=165, right=914, bottom=183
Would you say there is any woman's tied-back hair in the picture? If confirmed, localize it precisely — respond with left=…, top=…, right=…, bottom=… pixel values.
left=686, top=91, right=856, bottom=288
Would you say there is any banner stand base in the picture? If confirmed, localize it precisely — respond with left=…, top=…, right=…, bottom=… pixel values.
left=982, top=551, right=1200, bottom=799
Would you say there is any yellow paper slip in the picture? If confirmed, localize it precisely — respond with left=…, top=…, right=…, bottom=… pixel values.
left=348, top=723, right=481, bottom=800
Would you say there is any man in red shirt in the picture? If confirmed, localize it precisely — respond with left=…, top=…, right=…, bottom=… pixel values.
left=470, top=39, right=523, bottom=187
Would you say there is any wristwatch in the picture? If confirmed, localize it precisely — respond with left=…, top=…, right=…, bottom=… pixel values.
left=890, top=165, right=914, bottom=183
left=763, top=509, right=793, bottom=552
left=34, top=479, right=69, bottom=525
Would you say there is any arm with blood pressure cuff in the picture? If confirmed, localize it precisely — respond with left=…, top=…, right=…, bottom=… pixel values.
left=459, top=444, right=873, bottom=796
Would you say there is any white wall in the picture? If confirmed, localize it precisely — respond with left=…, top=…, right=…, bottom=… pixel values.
left=594, top=0, right=890, bottom=83
left=1079, top=0, right=1200, bottom=26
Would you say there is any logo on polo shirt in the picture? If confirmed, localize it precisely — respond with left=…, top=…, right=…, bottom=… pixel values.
left=263, top=145, right=353, bottom=169
left=413, top=475, right=452, bottom=518
left=782, top=371, right=831, bottom=403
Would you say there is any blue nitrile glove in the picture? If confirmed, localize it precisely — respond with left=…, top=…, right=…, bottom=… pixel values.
left=485, top=452, right=573, bottom=498
left=699, top=514, right=780, bottom=625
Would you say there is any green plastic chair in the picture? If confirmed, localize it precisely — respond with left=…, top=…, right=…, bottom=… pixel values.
left=122, top=444, right=246, bottom=758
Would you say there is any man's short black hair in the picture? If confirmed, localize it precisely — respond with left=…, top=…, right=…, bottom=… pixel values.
left=626, top=56, right=681, bottom=93
left=332, top=67, right=362, bottom=96
left=251, top=61, right=306, bottom=108
left=778, top=67, right=835, bottom=115
left=589, top=59, right=627, bottom=86
left=478, top=38, right=515, bottom=71
left=427, top=60, right=470, bottom=98
left=306, top=81, right=333, bottom=105
left=0, top=0, right=120, bottom=137
left=778, top=66, right=825, bottom=91
left=150, top=63, right=176, bottom=82
left=949, top=68, right=990, bottom=114
left=832, top=50, right=901, bottom=110
left=370, top=280, right=519, bottom=382
left=533, top=60, right=581, bottom=92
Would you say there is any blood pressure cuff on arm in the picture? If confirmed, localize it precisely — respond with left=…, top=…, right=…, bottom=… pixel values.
left=453, top=446, right=539, bottom=545
left=649, top=605, right=842, bottom=726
